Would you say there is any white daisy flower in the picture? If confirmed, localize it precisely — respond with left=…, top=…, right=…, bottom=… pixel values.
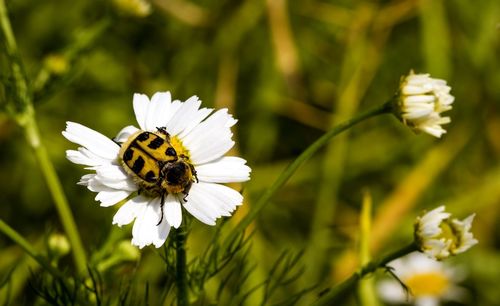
left=63, top=92, right=251, bottom=248
left=393, top=71, right=454, bottom=138
left=378, top=252, right=468, bottom=306
left=414, top=206, right=478, bottom=260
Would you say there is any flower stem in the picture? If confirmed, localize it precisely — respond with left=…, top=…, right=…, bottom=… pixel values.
left=26, top=117, right=88, bottom=275
left=224, top=102, right=393, bottom=247
left=0, top=0, right=87, bottom=275
left=175, top=225, right=189, bottom=306
left=0, top=218, right=65, bottom=279
left=312, top=242, right=418, bottom=306
left=358, top=190, right=379, bottom=306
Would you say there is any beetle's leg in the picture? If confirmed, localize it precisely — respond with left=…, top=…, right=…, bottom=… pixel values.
left=182, top=182, right=192, bottom=202
left=157, top=192, right=165, bottom=226
left=189, top=164, right=198, bottom=183
left=156, top=127, right=171, bottom=140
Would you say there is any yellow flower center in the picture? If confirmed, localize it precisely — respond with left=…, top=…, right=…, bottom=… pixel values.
left=404, top=272, right=449, bottom=297
left=439, top=220, right=460, bottom=251
left=170, top=136, right=191, bottom=159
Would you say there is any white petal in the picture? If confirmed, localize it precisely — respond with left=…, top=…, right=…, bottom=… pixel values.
left=187, top=183, right=228, bottom=218
left=183, top=201, right=216, bottom=226
left=182, top=109, right=237, bottom=164
left=82, top=175, right=137, bottom=198
left=63, top=122, right=120, bottom=160
left=403, top=84, right=431, bottom=95
left=93, top=165, right=138, bottom=191
left=112, top=196, right=148, bottom=226
left=165, top=95, right=202, bottom=136
left=196, top=182, right=244, bottom=213
left=145, top=92, right=172, bottom=131
left=115, top=125, right=139, bottom=143
left=153, top=215, right=171, bottom=248
left=133, top=93, right=150, bottom=130
left=185, top=182, right=243, bottom=223
left=405, top=95, right=436, bottom=104
left=420, top=125, right=447, bottom=138
left=78, top=174, right=95, bottom=186
left=415, top=297, right=440, bottom=306
left=377, top=280, right=406, bottom=303
left=131, top=197, right=171, bottom=248
left=66, top=148, right=109, bottom=167
left=190, top=139, right=235, bottom=166
left=403, top=104, right=434, bottom=120
left=177, top=107, right=214, bottom=139
left=165, top=99, right=183, bottom=125
left=196, top=156, right=251, bottom=183
left=163, top=194, right=182, bottom=228
left=95, top=189, right=132, bottom=207
left=131, top=197, right=160, bottom=248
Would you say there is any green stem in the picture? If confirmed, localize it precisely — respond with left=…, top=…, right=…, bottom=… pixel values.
left=0, top=0, right=87, bottom=275
left=312, top=242, right=418, bottom=306
left=358, top=190, right=379, bottom=306
left=0, top=219, right=65, bottom=279
left=26, top=117, right=88, bottom=275
left=175, top=225, right=188, bottom=306
left=224, top=102, right=393, bottom=247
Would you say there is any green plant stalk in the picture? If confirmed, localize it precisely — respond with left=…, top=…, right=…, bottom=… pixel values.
left=0, top=0, right=87, bottom=275
left=25, top=116, right=88, bottom=275
left=0, top=219, right=64, bottom=279
left=312, top=242, right=417, bottom=306
left=358, top=191, right=379, bottom=306
left=224, top=102, right=393, bottom=247
left=175, top=225, right=188, bottom=306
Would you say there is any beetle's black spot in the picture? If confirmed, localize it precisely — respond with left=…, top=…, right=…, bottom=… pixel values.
left=136, top=132, right=150, bottom=142
left=148, top=136, right=164, bottom=149
left=145, top=170, right=156, bottom=182
left=132, top=156, right=145, bottom=173
left=166, top=147, right=177, bottom=157
left=123, top=148, right=134, bottom=162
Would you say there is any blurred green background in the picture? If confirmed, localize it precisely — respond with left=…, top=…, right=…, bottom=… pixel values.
left=0, top=0, right=499, bottom=305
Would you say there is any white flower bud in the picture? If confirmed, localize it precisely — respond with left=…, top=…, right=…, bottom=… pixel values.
left=394, top=71, right=455, bottom=138
left=414, top=206, right=478, bottom=260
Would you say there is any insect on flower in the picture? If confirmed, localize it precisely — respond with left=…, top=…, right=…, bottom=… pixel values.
left=119, top=127, right=198, bottom=224
left=63, top=92, right=251, bottom=248
left=119, top=127, right=197, bottom=224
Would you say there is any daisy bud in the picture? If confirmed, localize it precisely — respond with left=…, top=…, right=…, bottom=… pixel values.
left=44, top=54, right=69, bottom=75
left=113, top=0, right=152, bottom=17
left=414, top=206, right=478, bottom=260
left=97, top=240, right=140, bottom=272
left=48, top=233, right=71, bottom=258
left=393, top=71, right=454, bottom=138
left=117, top=240, right=141, bottom=261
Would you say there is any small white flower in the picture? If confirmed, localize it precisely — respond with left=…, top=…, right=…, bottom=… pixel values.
left=63, top=92, right=251, bottom=248
left=414, top=206, right=478, bottom=260
left=394, top=71, right=454, bottom=138
left=378, top=252, right=468, bottom=306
